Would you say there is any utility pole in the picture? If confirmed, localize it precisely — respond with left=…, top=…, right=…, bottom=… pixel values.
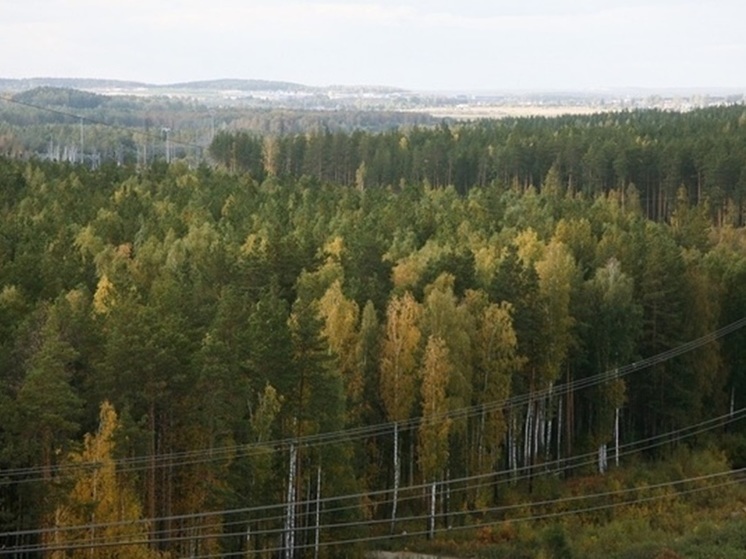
left=79, top=117, right=84, bottom=165
left=162, top=127, right=171, bottom=163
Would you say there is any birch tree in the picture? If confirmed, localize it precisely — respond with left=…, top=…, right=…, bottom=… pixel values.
left=530, top=237, right=578, bottom=470
left=418, top=336, right=452, bottom=539
left=585, top=258, right=641, bottom=468
left=52, top=401, right=161, bottom=559
left=318, top=279, right=362, bottom=424
left=379, top=291, right=421, bottom=533
left=463, top=290, right=523, bottom=504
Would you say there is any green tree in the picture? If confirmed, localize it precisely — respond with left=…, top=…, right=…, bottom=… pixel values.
left=236, top=383, right=283, bottom=556
left=580, top=258, right=642, bottom=468
left=628, top=222, right=688, bottom=439
left=15, top=302, right=82, bottom=509
left=535, top=238, right=577, bottom=387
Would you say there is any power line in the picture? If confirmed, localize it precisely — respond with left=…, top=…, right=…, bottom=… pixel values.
left=1, top=315, right=744, bottom=485
left=0, top=94, right=207, bottom=153
left=0, top=321, right=740, bottom=553
left=3, top=462, right=742, bottom=556
left=2, top=403, right=742, bottom=545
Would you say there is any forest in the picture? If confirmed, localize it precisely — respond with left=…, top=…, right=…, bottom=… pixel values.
left=1, top=103, right=746, bottom=558
left=0, top=85, right=437, bottom=166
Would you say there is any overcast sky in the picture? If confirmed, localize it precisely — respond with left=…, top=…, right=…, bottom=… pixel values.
left=1, top=0, right=745, bottom=91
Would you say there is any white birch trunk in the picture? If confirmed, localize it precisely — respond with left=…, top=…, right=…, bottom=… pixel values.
left=445, top=469, right=452, bottom=530
left=557, top=393, right=563, bottom=465
left=523, top=400, right=533, bottom=467
left=478, top=406, right=486, bottom=473
left=731, top=386, right=735, bottom=417
left=409, top=430, right=415, bottom=486
left=507, top=416, right=514, bottom=474
left=537, top=399, right=545, bottom=459
left=533, top=399, right=541, bottom=464
left=284, top=443, right=297, bottom=559
left=510, top=414, right=518, bottom=478
left=544, top=388, right=554, bottom=462
left=614, top=407, right=620, bottom=467
left=314, top=465, right=321, bottom=559
left=391, top=421, right=400, bottom=534
left=428, top=481, right=437, bottom=540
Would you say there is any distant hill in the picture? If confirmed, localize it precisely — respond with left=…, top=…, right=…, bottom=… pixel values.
left=0, top=77, right=308, bottom=94
left=0, top=77, right=411, bottom=99
left=12, top=86, right=109, bottom=109
left=0, top=77, right=148, bottom=92
left=164, top=79, right=312, bottom=92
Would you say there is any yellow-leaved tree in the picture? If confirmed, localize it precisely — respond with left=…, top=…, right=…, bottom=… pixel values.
left=52, top=401, right=163, bottom=559
left=318, top=279, right=362, bottom=424
left=379, top=291, right=422, bottom=534
left=418, top=335, right=452, bottom=540
left=462, top=289, right=523, bottom=506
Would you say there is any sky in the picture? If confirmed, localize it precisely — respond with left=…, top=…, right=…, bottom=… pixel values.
left=1, top=0, right=745, bottom=91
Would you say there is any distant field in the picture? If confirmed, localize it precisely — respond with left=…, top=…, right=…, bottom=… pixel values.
left=416, top=103, right=610, bottom=120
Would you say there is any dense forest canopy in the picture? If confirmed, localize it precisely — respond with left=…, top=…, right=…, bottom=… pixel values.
left=0, top=103, right=746, bottom=558
left=210, top=104, right=746, bottom=225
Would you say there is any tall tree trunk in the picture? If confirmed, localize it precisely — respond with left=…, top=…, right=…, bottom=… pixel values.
left=532, top=397, right=541, bottom=470
left=284, top=443, right=297, bottom=559
left=537, top=398, right=545, bottom=462
left=614, top=407, right=620, bottom=467
left=440, top=468, right=451, bottom=529
left=314, top=465, right=322, bottom=559
left=303, top=471, right=312, bottom=552
left=478, top=406, right=486, bottom=474
left=390, top=421, right=399, bottom=535
left=564, top=367, right=574, bottom=465
left=731, top=386, right=736, bottom=417
left=409, top=430, right=415, bottom=487
left=523, top=400, right=533, bottom=468
left=428, top=481, right=437, bottom=540
left=523, top=400, right=533, bottom=466
left=509, top=414, right=518, bottom=480
left=162, top=411, right=173, bottom=553
left=147, top=402, right=156, bottom=549
left=506, top=416, right=514, bottom=475
left=556, top=394, right=563, bottom=466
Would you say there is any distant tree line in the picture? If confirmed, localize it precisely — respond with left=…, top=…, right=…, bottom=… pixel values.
left=0, top=87, right=438, bottom=166
left=210, top=105, right=746, bottom=225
